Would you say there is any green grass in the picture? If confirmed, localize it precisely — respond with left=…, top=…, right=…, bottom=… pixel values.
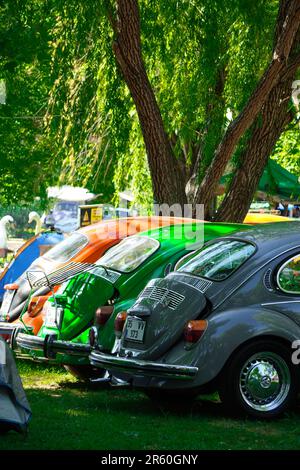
left=1, top=360, right=300, bottom=450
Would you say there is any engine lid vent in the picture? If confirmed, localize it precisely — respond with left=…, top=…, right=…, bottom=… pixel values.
left=263, top=269, right=274, bottom=292
left=139, top=285, right=185, bottom=310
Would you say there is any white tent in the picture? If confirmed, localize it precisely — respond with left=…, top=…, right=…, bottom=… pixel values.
left=47, top=186, right=97, bottom=202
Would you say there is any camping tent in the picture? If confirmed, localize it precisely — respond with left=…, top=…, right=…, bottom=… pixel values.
left=259, top=160, right=300, bottom=199
left=220, top=160, right=300, bottom=200
left=0, top=337, right=31, bottom=433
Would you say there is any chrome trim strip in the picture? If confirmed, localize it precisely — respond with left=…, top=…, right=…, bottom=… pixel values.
left=262, top=300, right=300, bottom=306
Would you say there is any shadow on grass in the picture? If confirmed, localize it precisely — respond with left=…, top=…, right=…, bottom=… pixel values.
left=50, top=376, right=300, bottom=423
left=2, top=381, right=300, bottom=450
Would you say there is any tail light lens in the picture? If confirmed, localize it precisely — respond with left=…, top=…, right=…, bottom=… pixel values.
left=184, top=320, right=208, bottom=345
left=4, top=283, right=19, bottom=290
left=95, top=306, right=114, bottom=326
left=27, top=296, right=48, bottom=317
left=114, top=311, right=127, bottom=338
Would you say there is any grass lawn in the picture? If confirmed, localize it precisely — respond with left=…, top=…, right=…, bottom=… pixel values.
left=1, top=359, right=300, bottom=450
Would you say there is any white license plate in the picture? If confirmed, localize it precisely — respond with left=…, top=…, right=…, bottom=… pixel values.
left=125, top=318, right=146, bottom=343
left=0, top=290, right=15, bottom=316
left=44, top=304, right=57, bottom=327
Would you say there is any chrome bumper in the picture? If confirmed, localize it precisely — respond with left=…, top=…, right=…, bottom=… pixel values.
left=89, top=351, right=198, bottom=381
left=16, top=332, right=91, bottom=359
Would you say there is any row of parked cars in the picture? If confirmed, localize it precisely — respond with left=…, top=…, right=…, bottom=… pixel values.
left=0, top=214, right=299, bottom=419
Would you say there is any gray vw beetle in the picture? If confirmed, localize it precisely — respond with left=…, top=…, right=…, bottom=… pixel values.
left=89, top=222, right=300, bottom=419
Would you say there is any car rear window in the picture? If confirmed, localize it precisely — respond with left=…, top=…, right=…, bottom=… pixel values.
left=43, top=232, right=88, bottom=262
left=96, top=236, right=159, bottom=273
left=176, top=239, right=256, bottom=281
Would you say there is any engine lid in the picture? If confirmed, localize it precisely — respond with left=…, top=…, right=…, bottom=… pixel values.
left=121, top=276, right=207, bottom=360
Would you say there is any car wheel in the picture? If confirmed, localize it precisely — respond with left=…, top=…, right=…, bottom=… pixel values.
left=218, top=340, right=298, bottom=419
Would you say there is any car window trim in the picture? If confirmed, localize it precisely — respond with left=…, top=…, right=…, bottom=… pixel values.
left=276, top=253, right=300, bottom=295
left=175, top=237, right=257, bottom=282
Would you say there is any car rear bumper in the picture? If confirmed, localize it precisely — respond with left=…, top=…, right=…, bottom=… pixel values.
left=89, top=350, right=198, bottom=381
left=16, top=332, right=91, bottom=359
left=0, top=321, right=18, bottom=337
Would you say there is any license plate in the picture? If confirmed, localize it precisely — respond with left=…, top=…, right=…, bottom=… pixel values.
left=0, top=290, right=15, bottom=317
left=44, top=304, right=57, bottom=327
left=125, top=318, right=146, bottom=343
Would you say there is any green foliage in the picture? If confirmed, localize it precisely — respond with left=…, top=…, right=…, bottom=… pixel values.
left=0, top=1, right=57, bottom=205
left=112, top=0, right=279, bottom=199
left=273, top=124, right=300, bottom=176
left=0, top=0, right=288, bottom=210
left=0, top=199, right=45, bottom=238
left=44, top=1, right=131, bottom=201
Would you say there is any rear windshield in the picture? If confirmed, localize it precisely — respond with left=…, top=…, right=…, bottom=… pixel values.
left=43, top=232, right=88, bottom=262
left=176, top=239, right=255, bottom=281
left=96, top=236, right=159, bottom=273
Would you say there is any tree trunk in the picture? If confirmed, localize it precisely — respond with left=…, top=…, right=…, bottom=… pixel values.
left=112, top=0, right=187, bottom=210
left=216, top=14, right=300, bottom=222
left=193, top=0, right=300, bottom=218
left=215, top=79, right=295, bottom=222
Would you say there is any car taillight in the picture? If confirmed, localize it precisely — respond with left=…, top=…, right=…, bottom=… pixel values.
left=114, top=311, right=127, bottom=338
left=4, top=283, right=19, bottom=290
left=184, top=320, right=208, bottom=345
left=27, top=296, right=48, bottom=317
left=95, top=306, right=114, bottom=326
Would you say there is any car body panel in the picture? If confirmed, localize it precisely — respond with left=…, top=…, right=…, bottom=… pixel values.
left=89, top=222, right=300, bottom=391
left=0, top=231, right=64, bottom=303
left=3, top=216, right=196, bottom=327
left=16, top=222, right=250, bottom=365
left=243, top=213, right=292, bottom=224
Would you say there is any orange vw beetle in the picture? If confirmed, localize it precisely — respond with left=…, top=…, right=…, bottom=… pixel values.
left=1, top=216, right=201, bottom=337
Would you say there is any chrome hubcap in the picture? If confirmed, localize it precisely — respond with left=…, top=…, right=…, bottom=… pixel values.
left=239, top=352, right=291, bottom=412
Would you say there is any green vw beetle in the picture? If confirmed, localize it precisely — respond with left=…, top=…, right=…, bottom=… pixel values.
left=16, top=222, right=248, bottom=377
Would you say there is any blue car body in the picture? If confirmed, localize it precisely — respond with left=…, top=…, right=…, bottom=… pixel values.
left=0, top=231, right=64, bottom=302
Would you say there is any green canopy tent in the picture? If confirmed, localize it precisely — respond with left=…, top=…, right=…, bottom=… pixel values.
left=220, top=159, right=300, bottom=200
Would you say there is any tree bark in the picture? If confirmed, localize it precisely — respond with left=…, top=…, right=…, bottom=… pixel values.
left=216, top=7, right=300, bottom=222
left=215, top=80, right=295, bottom=222
left=112, top=0, right=187, bottom=210
left=193, top=0, right=300, bottom=218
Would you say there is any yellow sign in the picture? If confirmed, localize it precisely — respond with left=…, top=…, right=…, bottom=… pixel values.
left=79, top=205, right=103, bottom=227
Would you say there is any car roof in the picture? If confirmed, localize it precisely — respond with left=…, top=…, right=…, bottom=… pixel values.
left=214, top=221, right=300, bottom=254
left=135, top=221, right=249, bottom=249
left=77, top=216, right=206, bottom=237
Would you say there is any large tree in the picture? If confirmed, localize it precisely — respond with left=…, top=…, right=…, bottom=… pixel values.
left=216, top=1, right=300, bottom=221
left=109, top=0, right=300, bottom=218
left=2, top=0, right=300, bottom=219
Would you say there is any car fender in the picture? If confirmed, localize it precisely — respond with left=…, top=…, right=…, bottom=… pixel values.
left=178, top=307, right=300, bottom=387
